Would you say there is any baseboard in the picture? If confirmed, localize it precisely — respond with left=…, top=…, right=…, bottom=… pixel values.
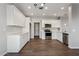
left=30, top=38, right=34, bottom=40
left=39, top=38, right=45, bottom=40
left=1, top=51, right=7, bottom=56
left=19, top=41, right=29, bottom=53
left=69, top=46, right=79, bottom=49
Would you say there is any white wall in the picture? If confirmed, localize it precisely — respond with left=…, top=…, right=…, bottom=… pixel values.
left=0, top=4, right=7, bottom=55
left=61, top=16, right=69, bottom=33
left=69, top=4, right=79, bottom=49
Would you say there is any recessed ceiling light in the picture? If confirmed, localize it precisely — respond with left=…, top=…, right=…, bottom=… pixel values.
left=43, top=13, right=45, bottom=16
left=41, top=3, right=44, bottom=6
left=61, top=7, right=64, bottom=10
left=64, top=24, right=67, bottom=26
left=45, top=7, right=48, bottom=9
left=31, top=13, right=33, bottom=15
left=27, top=6, right=31, bottom=9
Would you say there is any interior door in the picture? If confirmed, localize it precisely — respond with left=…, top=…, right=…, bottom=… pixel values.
left=34, top=23, right=40, bottom=38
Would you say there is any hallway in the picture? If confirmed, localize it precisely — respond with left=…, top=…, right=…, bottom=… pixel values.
left=5, top=39, right=79, bottom=56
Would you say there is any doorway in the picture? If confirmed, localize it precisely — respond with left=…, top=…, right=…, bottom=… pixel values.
left=29, top=23, right=31, bottom=39
left=34, top=22, right=40, bottom=39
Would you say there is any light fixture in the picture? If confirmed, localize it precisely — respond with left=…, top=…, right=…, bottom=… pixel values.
left=34, top=3, right=46, bottom=10
left=43, top=13, right=45, bottom=16
left=31, top=13, right=33, bottom=15
left=61, top=7, right=64, bottom=10
left=45, top=7, right=48, bottom=9
left=64, top=24, right=67, bottom=26
left=64, top=23, right=66, bottom=32
left=27, top=6, right=31, bottom=9
left=41, top=3, right=44, bottom=6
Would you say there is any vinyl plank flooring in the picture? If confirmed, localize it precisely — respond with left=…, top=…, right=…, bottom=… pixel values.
left=5, top=39, right=79, bottom=56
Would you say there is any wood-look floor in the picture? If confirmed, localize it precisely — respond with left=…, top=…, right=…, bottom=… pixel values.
left=5, top=39, right=79, bottom=56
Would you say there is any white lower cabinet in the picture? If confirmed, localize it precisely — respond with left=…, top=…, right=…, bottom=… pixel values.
left=52, top=32, right=62, bottom=42
left=7, top=33, right=29, bottom=52
left=7, top=35, right=20, bottom=52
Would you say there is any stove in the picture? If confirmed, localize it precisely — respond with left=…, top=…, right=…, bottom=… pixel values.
left=44, top=29, right=52, bottom=39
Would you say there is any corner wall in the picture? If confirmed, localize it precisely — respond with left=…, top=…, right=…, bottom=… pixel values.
left=69, top=4, right=79, bottom=49
left=0, top=4, right=7, bottom=55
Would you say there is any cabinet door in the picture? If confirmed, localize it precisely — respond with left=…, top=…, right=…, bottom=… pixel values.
left=14, top=6, right=25, bottom=26
left=63, top=34, right=68, bottom=46
left=7, top=5, right=25, bottom=26
left=7, top=5, right=14, bottom=25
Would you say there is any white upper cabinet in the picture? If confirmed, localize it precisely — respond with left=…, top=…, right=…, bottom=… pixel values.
left=7, top=5, right=25, bottom=27
left=22, top=17, right=31, bottom=33
left=42, top=20, right=61, bottom=28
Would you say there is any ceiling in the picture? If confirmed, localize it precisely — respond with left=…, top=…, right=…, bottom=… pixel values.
left=13, top=3, right=70, bottom=18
